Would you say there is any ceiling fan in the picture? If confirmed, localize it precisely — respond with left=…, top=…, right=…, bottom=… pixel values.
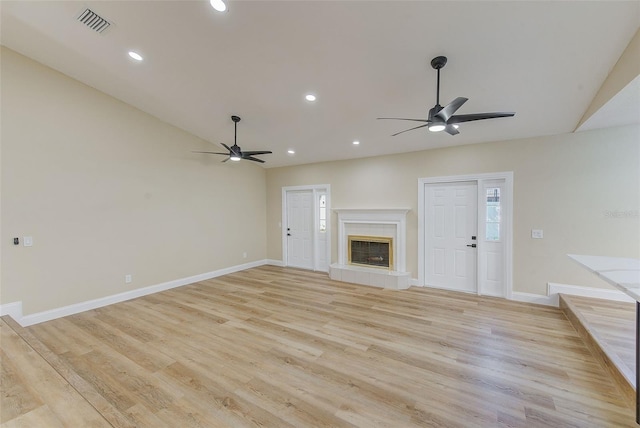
left=193, top=115, right=272, bottom=163
left=378, top=56, right=515, bottom=136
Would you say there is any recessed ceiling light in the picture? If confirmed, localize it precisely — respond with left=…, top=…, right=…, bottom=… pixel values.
left=128, top=51, right=143, bottom=61
left=287, top=150, right=295, bottom=154
left=305, top=94, right=316, bottom=102
left=352, top=141, right=360, bottom=145
left=210, top=0, right=227, bottom=12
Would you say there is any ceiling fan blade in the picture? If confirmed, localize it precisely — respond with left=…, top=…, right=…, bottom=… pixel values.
left=221, top=143, right=232, bottom=152
left=242, top=150, right=272, bottom=156
left=444, top=124, right=460, bottom=136
left=192, top=151, right=230, bottom=155
left=377, top=117, right=429, bottom=123
left=244, top=156, right=266, bottom=163
left=435, top=97, right=468, bottom=122
left=391, top=123, right=429, bottom=137
left=449, top=112, right=515, bottom=124
left=222, top=157, right=230, bottom=163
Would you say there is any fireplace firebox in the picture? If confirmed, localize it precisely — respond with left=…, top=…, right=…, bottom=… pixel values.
left=348, top=235, right=393, bottom=270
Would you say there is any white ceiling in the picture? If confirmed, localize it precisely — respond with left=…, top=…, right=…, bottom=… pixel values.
left=1, top=1, right=638, bottom=168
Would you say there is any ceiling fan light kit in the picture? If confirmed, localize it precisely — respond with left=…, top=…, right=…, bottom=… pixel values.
left=209, top=0, right=227, bottom=12
left=378, top=56, right=515, bottom=136
left=192, top=115, right=272, bottom=163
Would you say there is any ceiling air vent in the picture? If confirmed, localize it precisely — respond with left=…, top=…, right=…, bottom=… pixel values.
left=76, top=8, right=112, bottom=34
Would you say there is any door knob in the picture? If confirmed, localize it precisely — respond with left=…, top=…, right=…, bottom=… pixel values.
left=466, top=244, right=477, bottom=248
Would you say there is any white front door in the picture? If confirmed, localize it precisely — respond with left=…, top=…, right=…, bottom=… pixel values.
left=286, top=190, right=314, bottom=269
left=424, top=181, right=478, bottom=293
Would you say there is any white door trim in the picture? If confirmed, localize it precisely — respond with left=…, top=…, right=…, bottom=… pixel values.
left=418, top=172, right=513, bottom=299
left=282, top=184, right=331, bottom=271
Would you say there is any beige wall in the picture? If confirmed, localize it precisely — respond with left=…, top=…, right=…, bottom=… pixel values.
left=266, top=125, right=640, bottom=296
left=1, top=47, right=267, bottom=314
left=2, top=46, right=638, bottom=315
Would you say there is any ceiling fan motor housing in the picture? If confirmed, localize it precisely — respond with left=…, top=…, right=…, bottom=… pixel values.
left=429, top=105, right=443, bottom=121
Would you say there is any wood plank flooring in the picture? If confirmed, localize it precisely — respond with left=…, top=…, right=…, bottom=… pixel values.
left=560, top=293, right=636, bottom=408
left=0, top=317, right=111, bottom=427
left=1, top=266, right=637, bottom=427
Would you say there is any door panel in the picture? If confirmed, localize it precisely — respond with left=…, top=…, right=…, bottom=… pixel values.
left=486, top=251, right=502, bottom=281
left=286, top=190, right=314, bottom=269
left=425, top=182, right=478, bottom=293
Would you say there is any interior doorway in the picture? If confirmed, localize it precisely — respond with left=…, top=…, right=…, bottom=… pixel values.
left=282, top=185, right=331, bottom=272
left=418, top=172, right=513, bottom=298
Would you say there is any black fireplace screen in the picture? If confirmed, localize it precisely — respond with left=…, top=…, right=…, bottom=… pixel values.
left=348, top=236, right=393, bottom=269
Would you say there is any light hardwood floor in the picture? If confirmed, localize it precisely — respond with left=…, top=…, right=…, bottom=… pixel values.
left=1, top=266, right=637, bottom=427
left=560, top=293, right=636, bottom=408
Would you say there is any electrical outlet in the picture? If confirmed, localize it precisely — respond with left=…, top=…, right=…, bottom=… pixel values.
left=23, top=236, right=33, bottom=247
left=125, top=274, right=132, bottom=284
left=243, top=252, right=247, bottom=258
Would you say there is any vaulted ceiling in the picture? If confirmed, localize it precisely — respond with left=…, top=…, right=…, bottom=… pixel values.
left=2, top=1, right=638, bottom=168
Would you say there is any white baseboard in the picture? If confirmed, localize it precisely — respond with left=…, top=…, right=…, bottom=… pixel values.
left=548, top=282, right=633, bottom=304
left=416, top=283, right=554, bottom=307
left=511, top=283, right=632, bottom=308
left=409, top=278, right=420, bottom=287
left=0, top=301, right=23, bottom=320
left=9, top=259, right=269, bottom=327
left=511, top=292, right=556, bottom=307
left=266, top=259, right=285, bottom=267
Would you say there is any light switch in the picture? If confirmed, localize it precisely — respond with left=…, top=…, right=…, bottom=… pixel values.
left=23, top=236, right=33, bottom=247
left=531, top=229, right=543, bottom=239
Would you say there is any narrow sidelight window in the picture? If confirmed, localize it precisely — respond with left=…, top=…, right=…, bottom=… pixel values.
left=486, top=188, right=501, bottom=241
left=319, top=194, right=327, bottom=232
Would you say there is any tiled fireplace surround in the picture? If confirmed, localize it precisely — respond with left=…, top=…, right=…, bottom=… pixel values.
left=330, top=209, right=411, bottom=290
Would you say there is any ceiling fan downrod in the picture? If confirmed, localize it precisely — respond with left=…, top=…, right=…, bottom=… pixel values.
left=231, top=115, right=241, bottom=146
left=431, top=55, right=448, bottom=108
left=436, top=68, right=440, bottom=107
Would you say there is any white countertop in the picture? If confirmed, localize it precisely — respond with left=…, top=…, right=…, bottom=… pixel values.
left=569, top=254, right=640, bottom=302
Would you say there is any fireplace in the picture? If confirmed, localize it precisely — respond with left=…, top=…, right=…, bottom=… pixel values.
left=330, top=208, right=410, bottom=290
left=348, top=235, right=393, bottom=270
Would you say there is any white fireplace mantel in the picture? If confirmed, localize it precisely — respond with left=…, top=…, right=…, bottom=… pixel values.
left=331, top=208, right=410, bottom=290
